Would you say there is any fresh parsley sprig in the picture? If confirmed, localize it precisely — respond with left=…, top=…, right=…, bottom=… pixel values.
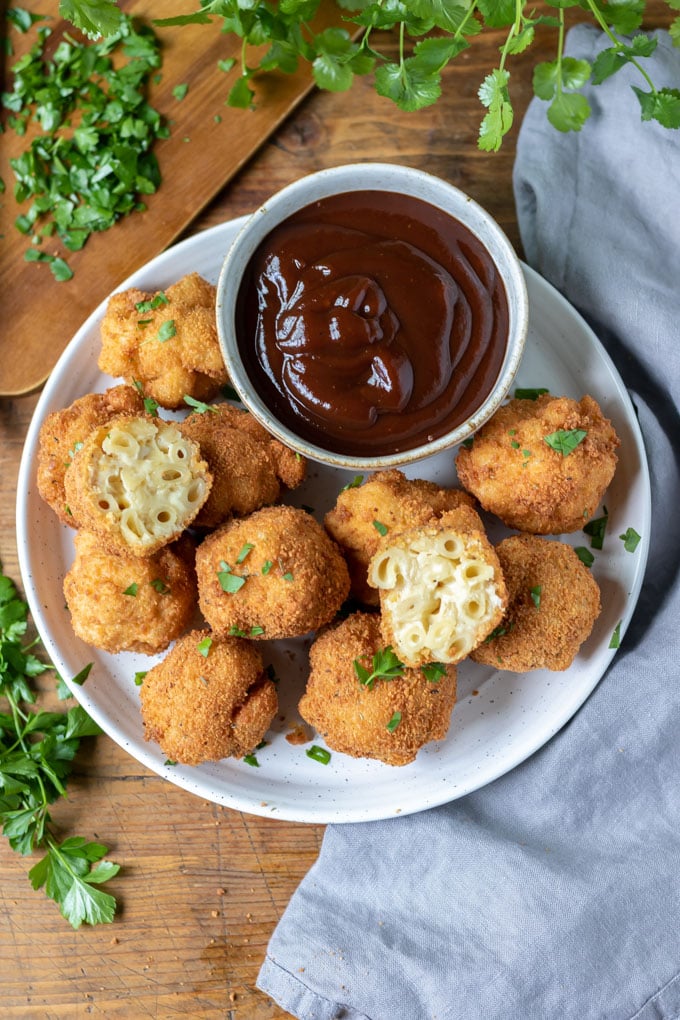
left=353, top=646, right=405, bottom=690
left=58, top=0, right=680, bottom=152
left=0, top=567, right=120, bottom=928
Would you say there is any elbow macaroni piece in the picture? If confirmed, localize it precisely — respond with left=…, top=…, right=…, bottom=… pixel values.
left=369, top=520, right=506, bottom=666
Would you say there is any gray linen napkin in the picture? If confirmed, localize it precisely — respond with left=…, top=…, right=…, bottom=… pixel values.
left=257, top=25, right=680, bottom=1020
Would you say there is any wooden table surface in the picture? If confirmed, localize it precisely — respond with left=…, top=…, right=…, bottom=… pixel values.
left=1, top=4, right=671, bottom=1017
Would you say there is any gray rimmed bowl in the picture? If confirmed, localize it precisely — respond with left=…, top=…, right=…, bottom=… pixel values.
left=216, top=163, right=528, bottom=470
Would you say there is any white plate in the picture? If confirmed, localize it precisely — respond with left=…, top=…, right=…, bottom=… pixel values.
left=16, top=218, right=651, bottom=824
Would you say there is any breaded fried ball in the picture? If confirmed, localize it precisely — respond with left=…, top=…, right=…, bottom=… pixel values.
left=324, top=469, right=475, bottom=606
left=64, top=415, right=212, bottom=557
left=299, top=612, right=457, bottom=766
left=37, top=384, right=145, bottom=527
left=139, top=629, right=277, bottom=765
left=369, top=505, right=507, bottom=667
left=195, top=505, right=350, bottom=640
left=455, top=394, right=619, bottom=534
left=471, top=534, right=601, bottom=672
left=178, top=403, right=306, bottom=529
left=98, top=272, right=228, bottom=409
left=64, top=531, right=197, bottom=655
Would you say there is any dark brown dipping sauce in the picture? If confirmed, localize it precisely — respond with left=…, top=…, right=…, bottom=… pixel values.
left=236, top=191, right=509, bottom=456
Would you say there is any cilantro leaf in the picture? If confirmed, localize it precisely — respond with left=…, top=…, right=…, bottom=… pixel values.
left=544, top=429, right=587, bottom=456
left=353, top=646, right=405, bottom=690
left=478, top=68, right=514, bottom=152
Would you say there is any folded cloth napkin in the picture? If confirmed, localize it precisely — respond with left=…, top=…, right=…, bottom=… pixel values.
left=258, top=25, right=680, bottom=1020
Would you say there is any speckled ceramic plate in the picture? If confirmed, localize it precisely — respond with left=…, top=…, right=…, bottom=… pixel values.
left=16, top=218, right=651, bottom=824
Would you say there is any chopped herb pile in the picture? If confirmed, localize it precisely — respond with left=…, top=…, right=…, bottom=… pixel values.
left=0, top=566, right=119, bottom=928
left=3, top=11, right=167, bottom=279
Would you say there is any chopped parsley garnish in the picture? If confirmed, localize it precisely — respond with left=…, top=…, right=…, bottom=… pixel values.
left=530, top=585, right=542, bottom=609
left=236, top=543, right=254, bottom=564
left=574, top=546, right=595, bottom=568
left=150, top=579, right=170, bottom=594
left=341, top=475, right=364, bottom=492
left=306, top=745, right=331, bottom=765
left=609, top=620, right=622, bottom=649
left=372, top=520, right=388, bottom=536
left=164, top=759, right=177, bottom=767
left=386, top=711, right=402, bottom=733
left=261, top=560, right=273, bottom=575
left=217, top=561, right=246, bottom=593
left=515, top=387, right=549, bottom=400
left=353, top=646, right=404, bottom=690
left=243, top=753, right=260, bottom=767
left=196, top=636, right=212, bottom=657
left=281, top=572, right=294, bottom=583
left=123, top=583, right=138, bottom=597
left=511, top=440, right=520, bottom=449
left=183, top=395, right=218, bottom=414
left=461, top=436, right=474, bottom=449
left=484, top=621, right=513, bottom=642
left=172, top=82, right=189, bottom=100
left=156, top=319, right=176, bottom=342
left=70, top=663, right=93, bottom=686
left=544, top=429, right=587, bottom=456
left=584, top=511, right=609, bottom=550
left=619, top=527, right=641, bottom=553
left=421, top=662, right=446, bottom=683
left=135, top=293, right=168, bottom=314
left=134, top=671, right=147, bottom=686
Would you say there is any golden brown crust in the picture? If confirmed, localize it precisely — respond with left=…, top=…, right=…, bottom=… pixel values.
left=299, top=612, right=457, bottom=766
left=455, top=394, right=620, bottom=534
left=63, top=414, right=212, bottom=557
left=98, top=272, right=228, bottom=409
left=37, top=384, right=145, bottom=527
left=178, top=404, right=306, bottom=529
left=324, top=469, right=475, bottom=605
left=64, top=531, right=198, bottom=655
left=195, top=505, right=350, bottom=640
left=371, top=504, right=507, bottom=666
left=470, top=534, right=601, bottom=672
left=139, top=629, right=276, bottom=765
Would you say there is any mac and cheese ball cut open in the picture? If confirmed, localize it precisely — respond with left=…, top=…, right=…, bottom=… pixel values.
left=470, top=535, right=601, bottom=672
left=369, top=505, right=507, bottom=667
left=324, top=469, right=475, bottom=606
left=63, top=415, right=212, bottom=556
left=98, top=272, right=228, bottom=409
left=455, top=394, right=620, bottom=534
left=139, top=630, right=277, bottom=765
left=299, top=612, right=457, bottom=766
left=195, top=505, right=350, bottom=640
left=37, top=384, right=146, bottom=528
left=64, top=531, right=198, bottom=655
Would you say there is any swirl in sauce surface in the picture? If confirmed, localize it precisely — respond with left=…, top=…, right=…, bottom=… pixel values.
left=236, top=192, right=509, bottom=456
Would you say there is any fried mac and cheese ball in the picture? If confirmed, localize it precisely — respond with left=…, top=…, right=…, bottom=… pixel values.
left=471, top=535, right=601, bottom=672
left=195, top=505, right=350, bottom=640
left=324, top=469, right=475, bottom=606
left=139, top=629, right=277, bottom=765
left=455, top=393, right=620, bottom=534
left=299, top=612, right=457, bottom=766
left=64, top=531, right=198, bottom=655
left=98, top=272, right=228, bottom=409
left=369, top=505, right=507, bottom=667
left=37, top=384, right=145, bottom=527
left=178, top=403, right=306, bottom=529
left=64, top=415, right=212, bottom=557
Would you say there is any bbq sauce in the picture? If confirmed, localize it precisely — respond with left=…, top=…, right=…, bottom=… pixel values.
left=235, top=191, right=509, bottom=456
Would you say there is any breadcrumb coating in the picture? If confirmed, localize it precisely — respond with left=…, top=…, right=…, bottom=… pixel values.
left=178, top=403, right=306, bottom=528
left=195, top=505, right=350, bottom=640
left=324, top=469, right=475, bottom=605
left=139, top=629, right=276, bottom=765
left=299, top=612, right=457, bottom=766
left=98, top=272, right=228, bottom=409
left=470, top=534, right=601, bottom=672
left=37, top=384, right=145, bottom=527
left=455, top=394, right=619, bottom=534
left=371, top=504, right=506, bottom=667
left=64, top=531, right=198, bottom=655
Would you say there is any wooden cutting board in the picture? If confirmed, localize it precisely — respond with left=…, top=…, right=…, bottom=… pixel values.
left=0, top=0, right=345, bottom=396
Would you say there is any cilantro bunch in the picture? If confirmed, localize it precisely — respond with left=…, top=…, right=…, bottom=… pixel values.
left=3, top=9, right=166, bottom=280
left=60, top=0, right=680, bottom=152
left=0, top=568, right=120, bottom=928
